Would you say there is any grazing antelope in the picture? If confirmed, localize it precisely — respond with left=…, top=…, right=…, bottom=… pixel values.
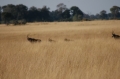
left=27, top=34, right=41, bottom=43
left=112, top=31, right=120, bottom=39
left=48, top=38, right=55, bottom=42
left=64, top=38, right=73, bottom=41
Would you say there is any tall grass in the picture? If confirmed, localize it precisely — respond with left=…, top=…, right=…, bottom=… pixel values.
left=0, top=20, right=120, bottom=79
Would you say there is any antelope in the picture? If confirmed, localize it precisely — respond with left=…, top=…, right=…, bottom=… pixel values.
left=112, top=31, right=120, bottom=39
left=64, top=38, right=73, bottom=41
left=27, top=34, right=41, bottom=43
left=48, top=38, right=55, bottom=42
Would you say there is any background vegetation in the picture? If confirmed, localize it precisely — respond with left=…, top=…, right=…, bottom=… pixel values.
left=0, top=3, right=120, bottom=25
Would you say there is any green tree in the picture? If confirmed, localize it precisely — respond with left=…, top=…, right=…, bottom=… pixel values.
left=2, top=4, right=15, bottom=12
left=29, top=6, right=37, bottom=11
left=40, top=6, right=50, bottom=21
left=61, top=9, right=71, bottom=21
left=95, top=14, right=100, bottom=19
left=49, top=10, right=60, bottom=21
left=110, top=6, right=120, bottom=19
left=2, top=4, right=16, bottom=20
left=107, top=13, right=112, bottom=19
left=1, top=12, right=12, bottom=25
left=2, top=4, right=28, bottom=20
left=70, top=6, right=83, bottom=16
left=70, top=6, right=84, bottom=21
left=100, top=10, right=107, bottom=20
left=16, top=4, right=28, bottom=20
left=28, top=6, right=40, bottom=22
left=55, top=3, right=67, bottom=21
left=57, top=3, right=67, bottom=12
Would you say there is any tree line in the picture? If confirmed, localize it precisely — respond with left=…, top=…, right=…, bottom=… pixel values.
left=0, top=3, right=120, bottom=25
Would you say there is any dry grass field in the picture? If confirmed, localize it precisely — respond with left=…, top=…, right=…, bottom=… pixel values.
left=0, top=20, right=120, bottom=79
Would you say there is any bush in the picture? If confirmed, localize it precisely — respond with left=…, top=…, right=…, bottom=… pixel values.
left=82, top=18, right=91, bottom=21
left=10, top=19, right=27, bottom=25
left=72, top=14, right=82, bottom=21
left=18, top=19, right=27, bottom=25
left=0, top=21, right=5, bottom=24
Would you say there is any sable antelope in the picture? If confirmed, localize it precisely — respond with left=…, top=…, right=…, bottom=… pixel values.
left=48, top=38, right=55, bottom=42
left=112, top=31, right=120, bottom=39
left=64, top=38, right=73, bottom=41
left=27, top=34, right=41, bottom=43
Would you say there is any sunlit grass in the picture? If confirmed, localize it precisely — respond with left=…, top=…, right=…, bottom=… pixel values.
left=0, top=20, right=120, bottom=79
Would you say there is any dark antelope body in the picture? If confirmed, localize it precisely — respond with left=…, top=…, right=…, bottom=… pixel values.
left=27, top=34, right=41, bottom=43
left=112, top=31, right=120, bottom=39
left=64, top=38, right=73, bottom=41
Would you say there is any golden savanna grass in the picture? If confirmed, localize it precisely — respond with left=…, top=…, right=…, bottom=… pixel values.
left=0, top=20, right=120, bottom=79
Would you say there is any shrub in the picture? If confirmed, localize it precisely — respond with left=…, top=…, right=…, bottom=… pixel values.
left=11, top=19, right=27, bottom=25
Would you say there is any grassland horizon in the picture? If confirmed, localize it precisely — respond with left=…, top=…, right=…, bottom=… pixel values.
left=0, top=20, right=120, bottom=79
